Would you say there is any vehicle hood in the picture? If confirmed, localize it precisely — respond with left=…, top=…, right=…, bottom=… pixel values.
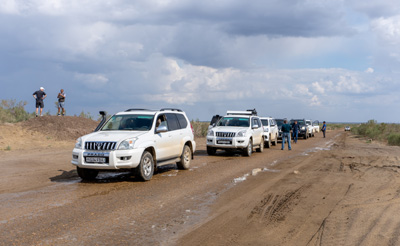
left=81, top=131, right=147, bottom=142
left=212, top=126, right=249, bottom=132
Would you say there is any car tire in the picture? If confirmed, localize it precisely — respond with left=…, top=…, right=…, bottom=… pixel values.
left=243, top=139, right=252, bottom=157
left=77, top=167, right=98, bottom=180
left=272, top=135, right=277, bottom=146
left=265, top=136, right=271, bottom=148
left=207, top=146, right=217, bottom=155
left=177, top=145, right=191, bottom=170
left=135, top=151, right=154, bottom=181
left=257, top=137, right=264, bottom=152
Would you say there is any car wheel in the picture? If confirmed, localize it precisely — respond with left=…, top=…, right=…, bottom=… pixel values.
left=272, top=135, right=277, bottom=146
left=243, top=139, right=253, bottom=157
left=207, top=146, right=217, bottom=155
left=177, top=145, right=191, bottom=170
left=265, top=136, right=271, bottom=148
left=257, top=137, right=264, bottom=152
left=77, top=167, right=98, bottom=180
left=135, top=151, right=154, bottom=181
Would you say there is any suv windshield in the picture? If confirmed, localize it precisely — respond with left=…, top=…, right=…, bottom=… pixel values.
left=261, top=120, right=269, bottom=126
left=291, top=119, right=305, bottom=125
left=217, top=117, right=250, bottom=127
left=101, top=114, right=154, bottom=131
left=275, top=119, right=284, bottom=129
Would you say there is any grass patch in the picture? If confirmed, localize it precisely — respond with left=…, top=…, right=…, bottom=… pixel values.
left=352, top=119, right=400, bottom=146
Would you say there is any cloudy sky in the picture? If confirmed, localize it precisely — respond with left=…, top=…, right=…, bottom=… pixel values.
left=1, top=0, right=399, bottom=122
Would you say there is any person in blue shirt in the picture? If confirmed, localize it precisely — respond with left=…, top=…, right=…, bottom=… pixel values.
left=321, top=121, right=327, bottom=138
left=281, top=119, right=292, bottom=150
left=292, top=120, right=299, bottom=144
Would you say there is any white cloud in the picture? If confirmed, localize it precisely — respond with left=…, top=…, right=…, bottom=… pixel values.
left=365, top=67, right=374, bottom=73
left=75, top=73, right=109, bottom=86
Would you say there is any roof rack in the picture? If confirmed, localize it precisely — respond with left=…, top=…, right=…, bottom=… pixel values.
left=226, top=108, right=257, bottom=116
left=125, top=108, right=152, bottom=112
left=160, top=108, right=183, bottom=112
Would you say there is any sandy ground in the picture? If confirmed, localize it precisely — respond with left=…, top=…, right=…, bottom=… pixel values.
left=1, top=121, right=400, bottom=245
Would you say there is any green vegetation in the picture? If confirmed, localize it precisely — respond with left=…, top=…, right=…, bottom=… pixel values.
left=352, top=119, right=400, bottom=146
left=191, top=120, right=209, bottom=138
left=0, top=100, right=33, bottom=123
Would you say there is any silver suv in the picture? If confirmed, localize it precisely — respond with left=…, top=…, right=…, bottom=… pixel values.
left=206, top=109, right=264, bottom=156
left=71, top=108, right=196, bottom=181
left=260, top=117, right=279, bottom=148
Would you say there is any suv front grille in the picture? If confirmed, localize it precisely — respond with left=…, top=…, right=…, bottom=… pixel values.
left=85, top=141, right=117, bottom=150
left=216, top=132, right=236, bottom=138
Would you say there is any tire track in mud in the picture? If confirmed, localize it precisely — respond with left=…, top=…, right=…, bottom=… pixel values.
left=248, top=186, right=305, bottom=224
left=305, top=135, right=400, bottom=246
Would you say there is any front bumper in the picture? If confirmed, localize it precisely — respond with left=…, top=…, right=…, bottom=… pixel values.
left=206, top=136, right=249, bottom=149
left=71, top=148, right=145, bottom=170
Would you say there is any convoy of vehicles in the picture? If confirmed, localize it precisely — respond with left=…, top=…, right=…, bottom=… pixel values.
left=72, top=107, right=323, bottom=181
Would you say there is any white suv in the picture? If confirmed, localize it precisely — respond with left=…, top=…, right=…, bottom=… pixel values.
left=206, top=109, right=264, bottom=156
left=71, top=108, right=196, bottom=181
left=260, top=117, right=279, bottom=148
left=305, top=119, right=315, bottom=137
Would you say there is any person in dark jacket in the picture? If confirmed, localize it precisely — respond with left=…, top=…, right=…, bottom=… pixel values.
left=292, top=120, right=299, bottom=143
left=281, top=119, right=292, bottom=150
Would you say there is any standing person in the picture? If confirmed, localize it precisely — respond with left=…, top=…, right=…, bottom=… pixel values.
left=32, top=87, right=47, bottom=117
left=281, top=119, right=292, bottom=150
left=322, top=121, right=327, bottom=138
left=292, top=120, right=299, bottom=144
left=57, top=89, right=66, bottom=116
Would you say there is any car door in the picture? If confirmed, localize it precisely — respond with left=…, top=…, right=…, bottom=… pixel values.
left=251, top=117, right=263, bottom=145
left=165, top=113, right=183, bottom=157
left=154, top=113, right=174, bottom=160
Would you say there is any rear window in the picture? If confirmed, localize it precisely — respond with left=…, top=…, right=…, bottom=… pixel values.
left=176, top=114, right=188, bottom=129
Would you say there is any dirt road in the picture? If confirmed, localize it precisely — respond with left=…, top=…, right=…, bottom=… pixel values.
left=1, top=127, right=400, bottom=245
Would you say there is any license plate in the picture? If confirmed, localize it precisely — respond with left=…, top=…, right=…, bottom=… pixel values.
left=86, top=157, right=106, bottom=163
left=217, top=140, right=232, bottom=144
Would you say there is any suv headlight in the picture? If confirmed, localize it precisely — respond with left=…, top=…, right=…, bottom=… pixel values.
left=301, top=126, right=306, bottom=130
left=207, top=129, right=214, bottom=137
left=75, top=137, right=83, bottom=149
left=118, top=138, right=137, bottom=150
left=264, top=128, right=269, bottom=132
left=237, top=130, right=247, bottom=137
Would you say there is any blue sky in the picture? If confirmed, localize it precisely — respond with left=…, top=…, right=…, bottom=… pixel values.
left=1, top=0, right=400, bottom=122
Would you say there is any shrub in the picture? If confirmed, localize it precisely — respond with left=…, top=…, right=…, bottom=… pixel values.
left=191, top=120, right=209, bottom=138
left=388, top=133, right=400, bottom=146
left=0, top=99, right=32, bottom=123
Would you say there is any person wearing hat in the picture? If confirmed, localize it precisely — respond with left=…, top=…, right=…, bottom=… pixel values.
left=321, top=121, right=327, bottom=138
left=32, top=87, right=47, bottom=117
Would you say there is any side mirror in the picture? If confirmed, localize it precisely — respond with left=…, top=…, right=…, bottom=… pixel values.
left=156, top=125, right=168, bottom=133
left=252, top=124, right=259, bottom=129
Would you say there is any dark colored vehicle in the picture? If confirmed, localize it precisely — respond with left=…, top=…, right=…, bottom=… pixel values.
left=290, top=119, right=308, bottom=139
left=275, top=118, right=284, bottom=140
left=209, top=115, right=222, bottom=127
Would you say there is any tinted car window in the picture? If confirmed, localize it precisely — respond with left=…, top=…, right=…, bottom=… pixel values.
left=217, top=117, right=249, bottom=127
left=261, top=120, right=269, bottom=126
left=166, top=113, right=180, bottom=131
left=176, top=114, right=188, bottom=129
